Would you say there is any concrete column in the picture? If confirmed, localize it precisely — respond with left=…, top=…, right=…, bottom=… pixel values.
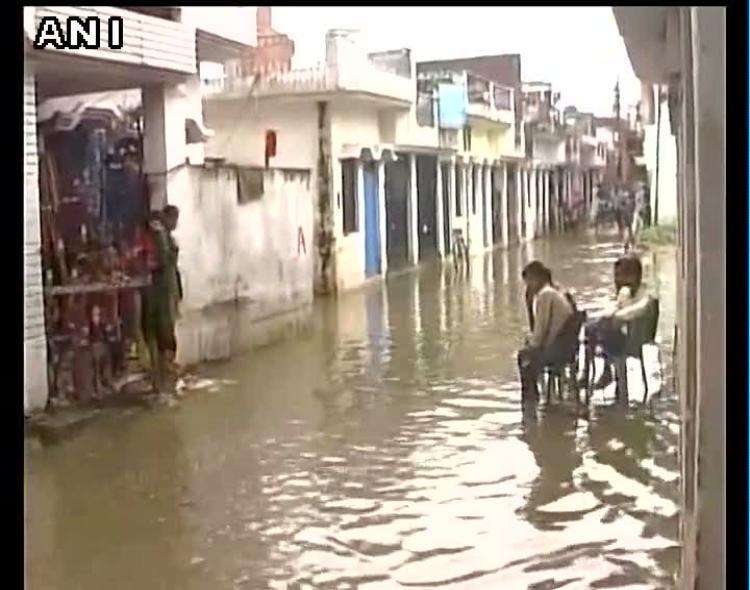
left=23, top=69, right=48, bottom=413
left=465, top=163, right=472, bottom=247
left=184, top=75, right=206, bottom=166
left=692, top=7, right=725, bottom=589
left=544, top=170, right=552, bottom=235
left=436, top=158, right=445, bottom=258
left=500, top=163, right=509, bottom=248
left=356, top=160, right=366, bottom=274
left=519, top=168, right=524, bottom=242
left=142, top=83, right=188, bottom=210
left=448, top=159, right=456, bottom=254
left=377, top=159, right=388, bottom=275
left=552, top=169, right=560, bottom=232
left=484, top=163, right=493, bottom=249
left=408, top=153, right=419, bottom=265
left=528, top=168, right=537, bottom=241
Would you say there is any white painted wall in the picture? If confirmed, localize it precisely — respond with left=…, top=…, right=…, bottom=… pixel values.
left=205, top=94, right=400, bottom=294
left=531, top=135, right=566, bottom=165
left=168, top=165, right=314, bottom=363
left=205, top=97, right=319, bottom=169
left=642, top=95, right=678, bottom=225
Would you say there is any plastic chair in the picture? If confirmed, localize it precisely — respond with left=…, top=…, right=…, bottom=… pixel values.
left=614, top=297, right=660, bottom=403
left=542, top=311, right=586, bottom=403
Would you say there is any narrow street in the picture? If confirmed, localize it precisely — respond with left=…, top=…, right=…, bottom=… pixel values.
left=25, top=232, right=680, bottom=589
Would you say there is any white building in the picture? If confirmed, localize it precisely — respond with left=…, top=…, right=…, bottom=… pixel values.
left=204, top=29, right=523, bottom=295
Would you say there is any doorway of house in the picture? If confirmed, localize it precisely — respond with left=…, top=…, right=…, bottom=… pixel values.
left=363, top=162, right=381, bottom=277
left=385, top=154, right=410, bottom=271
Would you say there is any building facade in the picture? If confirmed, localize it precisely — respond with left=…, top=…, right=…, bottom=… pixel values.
left=614, top=7, right=725, bottom=589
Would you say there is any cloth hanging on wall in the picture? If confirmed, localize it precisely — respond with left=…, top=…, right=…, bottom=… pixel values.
left=236, top=167, right=264, bottom=204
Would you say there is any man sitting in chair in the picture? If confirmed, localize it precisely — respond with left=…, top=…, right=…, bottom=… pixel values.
left=517, top=262, right=575, bottom=400
left=578, top=255, right=652, bottom=389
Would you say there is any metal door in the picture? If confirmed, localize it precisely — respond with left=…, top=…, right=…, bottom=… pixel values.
left=364, top=163, right=381, bottom=277
left=385, top=155, right=410, bottom=270
left=416, top=155, right=438, bottom=260
left=441, top=162, right=451, bottom=253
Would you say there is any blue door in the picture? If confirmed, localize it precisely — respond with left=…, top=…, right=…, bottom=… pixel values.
left=364, top=163, right=381, bottom=277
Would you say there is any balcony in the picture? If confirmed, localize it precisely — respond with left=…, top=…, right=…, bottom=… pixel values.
left=203, top=60, right=413, bottom=106
left=25, top=6, right=196, bottom=76
left=465, top=74, right=514, bottom=126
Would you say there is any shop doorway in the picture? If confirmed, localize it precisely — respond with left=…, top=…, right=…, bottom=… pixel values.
left=416, top=155, right=438, bottom=261
left=36, top=89, right=155, bottom=404
left=385, top=154, right=410, bottom=271
left=363, top=162, right=381, bottom=278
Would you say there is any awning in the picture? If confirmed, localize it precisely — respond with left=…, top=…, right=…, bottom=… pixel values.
left=186, top=118, right=214, bottom=144
left=197, top=28, right=250, bottom=63
left=339, top=143, right=399, bottom=162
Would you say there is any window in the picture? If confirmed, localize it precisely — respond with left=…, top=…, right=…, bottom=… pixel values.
left=341, top=159, right=358, bottom=234
left=455, top=165, right=463, bottom=216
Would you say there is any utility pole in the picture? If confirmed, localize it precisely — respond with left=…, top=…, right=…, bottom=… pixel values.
left=613, top=80, right=622, bottom=183
left=654, top=84, right=662, bottom=226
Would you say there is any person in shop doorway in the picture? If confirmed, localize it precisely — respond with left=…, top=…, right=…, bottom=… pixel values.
left=517, top=261, right=575, bottom=400
left=141, top=206, right=181, bottom=394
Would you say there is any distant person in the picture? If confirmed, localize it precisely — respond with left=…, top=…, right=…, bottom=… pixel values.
left=578, top=255, right=651, bottom=390
left=615, top=186, right=635, bottom=247
left=517, top=261, right=575, bottom=400
left=631, top=182, right=647, bottom=245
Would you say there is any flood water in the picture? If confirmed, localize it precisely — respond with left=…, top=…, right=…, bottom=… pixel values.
left=25, top=233, right=681, bottom=589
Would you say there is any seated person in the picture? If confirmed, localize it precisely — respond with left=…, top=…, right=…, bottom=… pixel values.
left=517, top=261, right=575, bottom=399
left=578, top=255, right=652, bottom=389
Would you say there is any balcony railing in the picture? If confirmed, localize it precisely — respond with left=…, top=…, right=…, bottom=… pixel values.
left=465, top=73, right=513, bottom=125
left=493, top=85, right=513, bottom=111
left=26, top=6, right=197, bottom=75
left=204, top=60, right=413, bottom=104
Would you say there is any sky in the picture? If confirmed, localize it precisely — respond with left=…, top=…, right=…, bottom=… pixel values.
left=182, top=6, right=641, bottom=118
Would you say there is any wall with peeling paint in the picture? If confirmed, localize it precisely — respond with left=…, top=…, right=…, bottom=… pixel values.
left=167, top=164, right=314, bottom=364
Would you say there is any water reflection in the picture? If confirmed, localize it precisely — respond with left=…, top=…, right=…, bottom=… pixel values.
left=25, top=234, right=680, bottom=589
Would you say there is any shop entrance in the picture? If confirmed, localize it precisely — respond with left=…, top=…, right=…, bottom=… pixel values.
left=37, top=90, right=158, bottom=405
left=385, top=154, right=410, bottom=271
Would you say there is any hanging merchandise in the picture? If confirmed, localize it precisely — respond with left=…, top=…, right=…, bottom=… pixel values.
left=38, top=100, right=153, bottom=407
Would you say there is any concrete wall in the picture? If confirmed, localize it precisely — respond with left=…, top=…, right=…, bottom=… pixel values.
left=689, top=7, right=725, bottom=589
left=205, top=98, right=319, bottom=170
left=205, top=94, right=404, bottom=294
left=532, top=135, right=566, bottom=165
left=167, top=165, right=315, bottom=364
left=642, top=93, right=678, bottom=225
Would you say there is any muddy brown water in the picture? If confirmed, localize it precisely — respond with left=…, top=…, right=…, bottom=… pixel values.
left=25, top=233, right=680, bottom=589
